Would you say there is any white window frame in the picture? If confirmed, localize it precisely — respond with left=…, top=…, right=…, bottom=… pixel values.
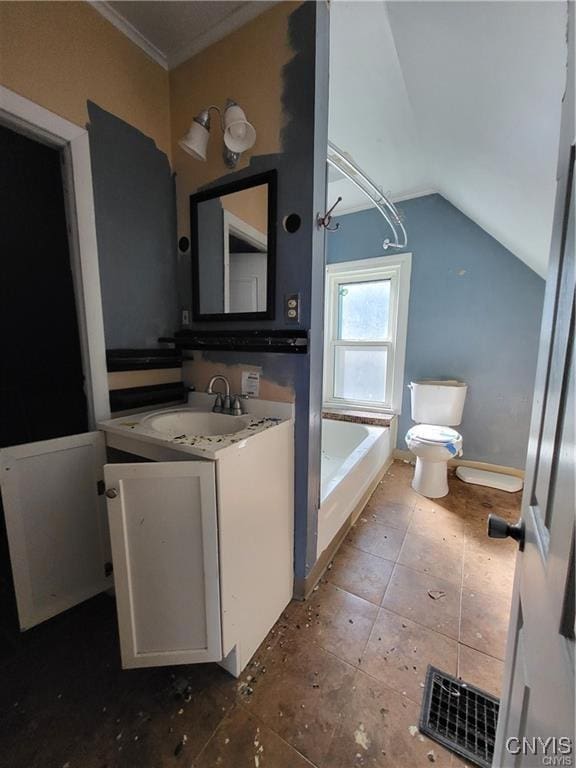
left=323, top=253, right=411, bottom=414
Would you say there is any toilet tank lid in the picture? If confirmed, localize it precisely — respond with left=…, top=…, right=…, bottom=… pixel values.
left=411, top=380, right=467, bottom=387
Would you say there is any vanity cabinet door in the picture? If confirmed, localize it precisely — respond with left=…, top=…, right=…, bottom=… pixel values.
left=0, top=432, right=112, bottom=630
left=104, top=461, right=222, bottom=669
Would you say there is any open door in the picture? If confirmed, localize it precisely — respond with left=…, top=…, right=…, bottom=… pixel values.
left=0, top=432, right=112, bottom=630
left=492, top=10, right=575, bottom=764
left=104, top=461, right=222, bottom=669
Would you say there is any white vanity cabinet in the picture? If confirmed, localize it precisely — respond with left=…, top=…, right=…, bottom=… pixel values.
left=104, top=460, right=223, bottom=669
left=0, top=415, right=294, bottom=678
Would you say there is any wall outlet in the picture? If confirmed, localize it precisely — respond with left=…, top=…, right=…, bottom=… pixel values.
left=241, top=370, right=260, bottom=398
left=285, top=293, right=300, bottom=322
left=181, top=309, right=191, bottom=326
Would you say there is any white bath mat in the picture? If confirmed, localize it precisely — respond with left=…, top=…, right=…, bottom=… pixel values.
left=455, top=466, right=523, bottom=493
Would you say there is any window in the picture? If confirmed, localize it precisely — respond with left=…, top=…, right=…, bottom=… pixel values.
left=323, top=253, right=411, bottom=413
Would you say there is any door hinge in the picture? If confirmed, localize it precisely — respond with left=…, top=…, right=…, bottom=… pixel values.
left=97, top=480, right=105, bottom=496
left=104, top=561, right=113, bottom=578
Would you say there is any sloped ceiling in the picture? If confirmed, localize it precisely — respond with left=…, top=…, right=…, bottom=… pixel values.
left=329, top=1, right=567, bottom=276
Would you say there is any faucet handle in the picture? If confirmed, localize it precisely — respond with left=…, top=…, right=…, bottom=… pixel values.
left=212, top=393, right=223, bottom=413
left=231, top=396, right=244, bottom=416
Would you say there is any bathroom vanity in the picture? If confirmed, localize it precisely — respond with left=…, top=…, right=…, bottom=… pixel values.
left=0, top=394, right=294, bottom=677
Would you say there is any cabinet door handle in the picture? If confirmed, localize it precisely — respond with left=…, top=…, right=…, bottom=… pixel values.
left=105, top=488, right=119, bottom=499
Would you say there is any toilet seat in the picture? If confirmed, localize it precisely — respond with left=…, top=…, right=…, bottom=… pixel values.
left=406, top=424, right=461, bottom=446
left=405, top=424, right=463, bottom=498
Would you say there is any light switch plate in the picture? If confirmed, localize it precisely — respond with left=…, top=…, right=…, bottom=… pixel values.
left=181, top=309, right=191, bottom=326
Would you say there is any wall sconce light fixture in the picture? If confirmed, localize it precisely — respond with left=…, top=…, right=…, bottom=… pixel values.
left=179, top=99, right=256, bottom=168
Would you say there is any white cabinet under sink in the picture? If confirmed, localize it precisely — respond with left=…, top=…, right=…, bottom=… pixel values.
left=0, top=404, right=294, bottom=677
left=105, top=460, right=223, bottom=668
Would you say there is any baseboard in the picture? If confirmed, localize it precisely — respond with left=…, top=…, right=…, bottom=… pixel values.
left=392, top=449, right=525, bottom=479
left=293, top=454, right=394, bottom=601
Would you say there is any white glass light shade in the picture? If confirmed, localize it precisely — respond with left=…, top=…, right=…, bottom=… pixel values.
left=223, top=103, right=256, bottom=153
left=178, top=120, right=209, bottom=161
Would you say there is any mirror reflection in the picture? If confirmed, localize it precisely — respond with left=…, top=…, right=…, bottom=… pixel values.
left=193, top=173, right=275, bottom=319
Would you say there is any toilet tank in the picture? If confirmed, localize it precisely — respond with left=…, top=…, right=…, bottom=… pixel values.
left=410, top=380, right=467, bottom=426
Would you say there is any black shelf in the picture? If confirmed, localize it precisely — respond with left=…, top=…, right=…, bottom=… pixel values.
left=106, top=348, right=182, bottom=371
left=160, top=329, right=308, bottom=354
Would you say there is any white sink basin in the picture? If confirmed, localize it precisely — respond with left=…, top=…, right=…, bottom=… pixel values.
left=141, top=409, right=251, bottom=438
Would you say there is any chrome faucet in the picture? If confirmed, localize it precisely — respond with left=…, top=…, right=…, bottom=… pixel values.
left=207, top=375, right=231, bottom=413
left=206, top=375, right=247, bottom=415
left=207, top=375, right=230, bottom=396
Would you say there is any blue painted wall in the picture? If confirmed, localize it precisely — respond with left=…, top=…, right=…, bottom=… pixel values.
left=88, top=103, right=178, bottom=349
left=327, top=194, right=545, bottom=469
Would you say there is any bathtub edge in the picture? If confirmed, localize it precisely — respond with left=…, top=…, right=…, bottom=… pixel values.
left=293, top=452, right=394, bottom=601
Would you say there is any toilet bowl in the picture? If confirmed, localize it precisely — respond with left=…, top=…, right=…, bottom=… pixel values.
left=406, top=424, right=463, bottom=498
left=405, top=380, right=467, bottom=498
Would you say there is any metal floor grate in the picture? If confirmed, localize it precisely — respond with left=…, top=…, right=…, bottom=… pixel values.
left=419, top=665, right=500, bottom=768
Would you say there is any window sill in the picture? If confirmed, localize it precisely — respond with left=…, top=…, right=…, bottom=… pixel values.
left=322, top=408, right=395, bottom=428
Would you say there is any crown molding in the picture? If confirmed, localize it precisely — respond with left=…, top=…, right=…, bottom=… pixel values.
left=168, top=1, right=278, bottom=68
left=87, top=0, right=277, bottom=72
left=87, top=1, right=168, bottom=70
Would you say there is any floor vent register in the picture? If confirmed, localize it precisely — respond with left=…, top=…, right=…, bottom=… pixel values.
left=419, top=665, right=500, bottom=768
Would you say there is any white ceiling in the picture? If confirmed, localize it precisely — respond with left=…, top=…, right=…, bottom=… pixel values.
left=91, top=1, right=277, bottom=69
left=329, top=1, right=567, bottom=276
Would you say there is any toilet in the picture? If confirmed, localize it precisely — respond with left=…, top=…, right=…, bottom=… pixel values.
left=405, top=380, right=468, bottom=498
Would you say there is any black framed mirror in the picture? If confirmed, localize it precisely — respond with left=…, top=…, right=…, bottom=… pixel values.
left=190, top=170, right=277, bottom=321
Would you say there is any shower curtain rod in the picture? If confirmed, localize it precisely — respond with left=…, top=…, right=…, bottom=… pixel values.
left=327, top=141, right=408, bottom=250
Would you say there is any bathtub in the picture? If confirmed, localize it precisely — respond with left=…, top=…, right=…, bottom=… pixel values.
left=317, top=417, right=394, bottom=558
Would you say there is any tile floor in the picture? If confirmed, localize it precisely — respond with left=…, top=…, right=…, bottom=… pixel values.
left=0, top=461, right=520, bottom=767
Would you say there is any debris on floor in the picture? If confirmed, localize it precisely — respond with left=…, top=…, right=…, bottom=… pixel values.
left=0, top=461, right=517, bottom=768
left=174, top=734, right=188, bottom=757
left=354, top=723, right=371, bottom=750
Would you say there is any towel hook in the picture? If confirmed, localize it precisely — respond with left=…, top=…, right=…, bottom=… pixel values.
left=317, top=196, right=343, bottom=231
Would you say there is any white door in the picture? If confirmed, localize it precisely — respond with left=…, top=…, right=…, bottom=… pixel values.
left=229, top=275, right=259, bottom=313
left=229, top=252, right=267, bottom=312
left=104, top=461, right=222, bottom=669
left=0, top=432, right=112, bottom=630
left=493, top=14, right=575, bottom=765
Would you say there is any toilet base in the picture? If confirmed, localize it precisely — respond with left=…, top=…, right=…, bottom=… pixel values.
left=412, top=457, right=449, bottom=498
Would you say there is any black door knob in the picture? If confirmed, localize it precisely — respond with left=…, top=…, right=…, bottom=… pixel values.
left=487, top=514, right=525, bottom=550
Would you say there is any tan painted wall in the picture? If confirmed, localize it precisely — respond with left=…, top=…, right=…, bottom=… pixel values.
left=221, top=185, right=268, bottom=235
left=1, top=1, right=304, bottom=405
left=170, top=2, right=298, bottom=235
left=0, top=1, right=171, bottom=157
left=183, top=356, right=295, bottom=404
left=1, top=1, right=298, bottom=201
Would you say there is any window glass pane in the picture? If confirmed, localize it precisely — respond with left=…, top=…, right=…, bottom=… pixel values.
left=338, top=279, right=391, bottom=340
left=334, top=347, right=388, bottom=403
